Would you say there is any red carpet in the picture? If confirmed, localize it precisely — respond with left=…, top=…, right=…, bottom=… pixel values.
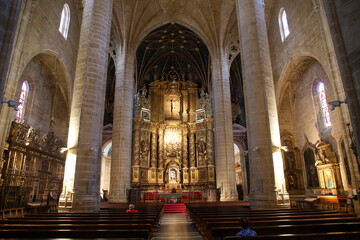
left=164, top=203, right=186, bottom=213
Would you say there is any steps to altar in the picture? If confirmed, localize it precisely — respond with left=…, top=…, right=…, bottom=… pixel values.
left=164, top=203, right=186, bottom=213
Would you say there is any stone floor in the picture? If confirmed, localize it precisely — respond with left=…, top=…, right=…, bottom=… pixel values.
left=151, top=212, right=204, bottom=240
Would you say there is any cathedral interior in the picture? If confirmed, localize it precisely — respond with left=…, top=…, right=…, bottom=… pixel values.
left=0, top=0, right=359, bottom=214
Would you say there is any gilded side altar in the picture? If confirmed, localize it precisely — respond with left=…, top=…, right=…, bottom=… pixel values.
left=131, top=68, right=215, bottom=193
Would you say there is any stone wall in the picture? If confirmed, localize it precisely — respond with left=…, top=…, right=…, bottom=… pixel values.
left=5, top=0, right=82, bottom=142
left=267, top=0, right=328, bottom=88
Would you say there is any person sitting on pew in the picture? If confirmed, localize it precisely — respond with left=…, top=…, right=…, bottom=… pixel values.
left=126, top=204, right=139, bottom=213
left=236, top=217, right=257, bottom=237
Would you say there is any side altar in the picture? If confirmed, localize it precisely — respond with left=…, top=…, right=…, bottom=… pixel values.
left=131, top=68, right=215, bottom=196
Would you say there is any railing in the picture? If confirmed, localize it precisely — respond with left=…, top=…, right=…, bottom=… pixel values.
left=0, top=207, right=24, bottom=220
left=290, top=199, right=354, bottom=213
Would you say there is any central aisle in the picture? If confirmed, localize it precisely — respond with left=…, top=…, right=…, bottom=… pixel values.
left=152, top=212, right=204, bottom=240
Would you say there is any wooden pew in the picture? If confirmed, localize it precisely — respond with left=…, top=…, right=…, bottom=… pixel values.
left=223, top=231, right=360, bottom=240
left=186, top=202, right=360, bottom=240
left=211, top=222, right=360, bottom=240
left=0, top=229, right=150, bottom=239
left=196, top=212, right=357, bottom=234
left=0, top=204, right=164, bottom=239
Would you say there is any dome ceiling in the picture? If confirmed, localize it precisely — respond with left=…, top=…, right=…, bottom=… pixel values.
left=136, top=23, right=210, bottom=91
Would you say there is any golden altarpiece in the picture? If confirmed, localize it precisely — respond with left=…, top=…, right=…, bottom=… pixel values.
left=131, top=68, right=215, bottom=194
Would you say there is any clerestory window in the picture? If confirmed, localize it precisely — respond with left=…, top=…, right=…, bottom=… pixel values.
left=279, top=8, right=290, bottom=42
left=59, top=3, right=70, bottom=39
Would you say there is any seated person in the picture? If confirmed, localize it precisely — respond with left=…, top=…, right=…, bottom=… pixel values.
left=126, top=204, right=138, bottom=213
left=236, top=217, right=257, bottom=237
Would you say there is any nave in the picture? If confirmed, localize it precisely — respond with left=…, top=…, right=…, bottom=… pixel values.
left=152, top=212, right=203, bottom=240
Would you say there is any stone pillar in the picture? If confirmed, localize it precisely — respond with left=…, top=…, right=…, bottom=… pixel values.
left=211, top=51, right=238, bottom=201
left=236, top=0, right=288, bottom=208
left=0, top=0, right=22, bottom=97
left=110, top=48, right=136, bottom=203
left=61, top=0, right=113, bottom=212
left=322, top=0, right=360, bottom=181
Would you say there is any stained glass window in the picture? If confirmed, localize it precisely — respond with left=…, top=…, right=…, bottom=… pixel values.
left=318, top=82, right=331, bottom=128
left=16, top=81, right=29, bottom=123
left=59, top=3, right=70, bottom=39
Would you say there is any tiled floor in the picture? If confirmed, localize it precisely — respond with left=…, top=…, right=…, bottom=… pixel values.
left=152, top=212, right=204, bottom=240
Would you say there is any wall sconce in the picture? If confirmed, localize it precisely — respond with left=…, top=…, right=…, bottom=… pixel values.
left=1, top=98, right=21, bottom=111
left=252, top=146, right=259, bottom=152
left=60, top=147, right=69, bottom=153
left=328, top=99, right=347, bottom=111
left=279, top=146, right=288, bottom=151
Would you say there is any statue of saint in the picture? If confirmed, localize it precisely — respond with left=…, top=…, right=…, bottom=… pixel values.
left=170, top=99, right=176, bottom=114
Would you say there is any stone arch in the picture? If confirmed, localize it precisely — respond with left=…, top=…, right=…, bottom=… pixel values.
left=233, top=138, right=249, bottom=200
left=100, top=140, right=112, bottom=194
left=22, top=50, right=71, bottom=106
left=16, top=51, right=70, bottom=142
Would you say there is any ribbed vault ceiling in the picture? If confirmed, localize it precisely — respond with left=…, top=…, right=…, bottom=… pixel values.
left=136, top=23, right=210, bottom=90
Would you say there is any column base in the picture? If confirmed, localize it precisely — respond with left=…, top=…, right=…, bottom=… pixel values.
left=249, top=191, right=290, bottom=209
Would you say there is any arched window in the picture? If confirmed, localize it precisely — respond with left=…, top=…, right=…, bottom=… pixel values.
left=59, top=3, right=70, bottom=39
left=318, top=82, right=331, bottom=128
left=16, top=81, right=29, bottom=123
left=278, top=8, right=290, bottom=42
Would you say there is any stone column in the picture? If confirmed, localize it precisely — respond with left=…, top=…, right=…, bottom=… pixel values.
left=211, top=51, right=238, bottom=201
left=0, top=0, right=22, bottom=96
left=322, top=0, right=360, bottom=180
left=236, top=0, right=288, bottom=208
left=110, top=47, right=136, bottom=203
left=61, top=0, right=113, bottom=212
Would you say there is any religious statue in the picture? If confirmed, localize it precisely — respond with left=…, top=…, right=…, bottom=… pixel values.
left=288, top=174, right=297, bottom=190
left=170, top=99, right=176, bottom=114
left=197, top=139, right=207, bottom=166
left=197, top=139, right=206, bottom=154
left=170, top=170, right=176, bottom=181
left=140, top=139, right=150, bottom=165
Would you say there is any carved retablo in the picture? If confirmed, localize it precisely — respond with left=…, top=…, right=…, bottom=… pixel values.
left=132, top=68, right=215, bottom=193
